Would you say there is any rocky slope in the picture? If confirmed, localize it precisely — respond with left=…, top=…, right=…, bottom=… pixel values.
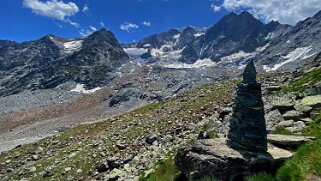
left=0, top=61, right=320, bottom=180
left=0, top=29, right=129, bottom=97
left=257, top=10, right=321, bottom=72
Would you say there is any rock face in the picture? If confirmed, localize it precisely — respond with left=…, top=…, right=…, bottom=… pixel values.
left=175, top=138, right=292, bottom=180
left=227, top=60, right=268, bottom=152
left=0, top=28, right=129, bottom=96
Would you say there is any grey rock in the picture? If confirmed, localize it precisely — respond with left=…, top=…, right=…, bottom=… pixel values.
left=29, top=166, right=37, bottom=172
left=282, top=110, right=304, bottom=121
left=266, top=86, right=282, bottom=92
left=96, top=163, right=109, bottom=173
left=266, top=109, right=285, bottom=128
left=175, top=138, right=292, bottom=180
left=310, top=108, right=321, bottom=119
left=294, top=104, right=312, bottom=113
left=286, top=121, right=306, bottom=132
left=300, top=95, right=321, bottom=108
left=64, top=167, right=71, bottom=172
left=31, top=155, right=39, bottom=161
left=300, top=118, right=313, bottom=123
left=277, top=120, right=294, bottom=127
left=146, top=134, right=158, bottom=144
left=267, top=134, right=315, bottom=147
left=43, top=170, right=53, bottom=177
left=116, top=141, right=127, bottom=150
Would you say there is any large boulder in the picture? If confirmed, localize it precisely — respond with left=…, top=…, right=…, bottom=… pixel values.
left=175, top=138, right=292, bottom=180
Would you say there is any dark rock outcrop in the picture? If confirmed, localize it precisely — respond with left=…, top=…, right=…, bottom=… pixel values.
left=175, top=138, right=292, bottom=180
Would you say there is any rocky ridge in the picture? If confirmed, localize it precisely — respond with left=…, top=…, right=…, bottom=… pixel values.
left=0, top=29, right=129, bottom=97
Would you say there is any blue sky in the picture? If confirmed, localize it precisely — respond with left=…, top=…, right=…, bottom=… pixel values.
left=0, top=0, right=229, bottom=43
left=1, top=0, right=321, bottom=43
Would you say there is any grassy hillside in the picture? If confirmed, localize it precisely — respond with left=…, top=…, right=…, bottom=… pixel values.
left=0, top=80, right=237, bottom=180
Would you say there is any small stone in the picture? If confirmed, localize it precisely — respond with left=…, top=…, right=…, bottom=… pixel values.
left=43, top=170, right=53, bottom=177
left=146, top=134, right=158, bottom=144
left=108, top=168, right=122, bottom=181
left=5, top=159, right=11, bottom=164
left=69, top=152, right=77, bottom=158
left=96, top=163, right=109, bottom=172
left=64, top=167, right=72, bottom=172
left=277, top=120, right=294, bottom=127
left=300, top=118, right=313, bottom=123
left=31, top=155, right=39, bottom=161
left=116, top=141, right=127, bottom=150
left=76, top=169, right=83, bottom=174
left=282, top=110, right=304, bottom=121
left=6, top=168, right=14, bottom=173
left=29, top=166, right=37, bottom=172
left=99, top=152, right=106, bottom=157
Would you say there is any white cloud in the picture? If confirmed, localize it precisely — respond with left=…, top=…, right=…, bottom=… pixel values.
left=221, top=0, right=321, bottom=25
left=90, top=26, right=97, bottom=31
left=100, top=22, right=105, bottom=27
left=120, top=22, right=139, bottom=31
left=65, top=19, right=79, bottom=27
left=82, top=4, right=89, bottom=12
left=23, top=0, right=79, bottom=21
left=211, top=3, right=222, bottom=12
left=79, top=28, right=94, bottom=37
left=142, top=21, right=151, bottom=27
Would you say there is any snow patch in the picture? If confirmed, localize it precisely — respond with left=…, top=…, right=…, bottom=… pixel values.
left=161, top=58, right=216, bottom=69
left=194, top=32, right=205, bottom=37
left=70, top=84, right=101, bottom=94
left=124, top=48, right=148, bottom=56
left=221, top=51, right=254, bottom=62
left=143, top=44, right=151, bottom=48
left=256, top=43, right=270, bottom=52
left=63, top=40, right=83, bottom=53
left=173, top=34, right=180, bottom=39
left=264, top=46, right=315, bottom=71
left=265, top=33, right=276, bottom=40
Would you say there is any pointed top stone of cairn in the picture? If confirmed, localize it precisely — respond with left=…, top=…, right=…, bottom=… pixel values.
left=242, top=60, right=257, bottom=83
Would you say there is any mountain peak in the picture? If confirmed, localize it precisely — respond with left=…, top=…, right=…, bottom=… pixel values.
left=313, top=10, right=321, bottom=19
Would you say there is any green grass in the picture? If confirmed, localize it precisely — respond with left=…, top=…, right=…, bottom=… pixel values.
left=276, top=111, right=321, bottom=181
left=283, top=67, right=321, bottom=93
left=272, top=126, right=293, bottom=135
left=140, top=155, right=181, bottom=181
left=207, top=131, right=219, bottom=139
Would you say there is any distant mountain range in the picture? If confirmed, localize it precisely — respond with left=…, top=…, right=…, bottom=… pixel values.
left=1, top=10, right=321, bottom=96
left=129, top=10, right=320, bottom=71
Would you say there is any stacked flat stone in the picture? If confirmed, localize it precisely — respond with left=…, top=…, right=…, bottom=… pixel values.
left=227, top=60, right=268, bottom=152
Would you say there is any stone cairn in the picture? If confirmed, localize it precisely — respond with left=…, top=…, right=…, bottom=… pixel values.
left=227, top=60, right=268, bottom=152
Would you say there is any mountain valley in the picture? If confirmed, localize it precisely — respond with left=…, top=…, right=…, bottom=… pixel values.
left=0, top=9, right=321, bottom=181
